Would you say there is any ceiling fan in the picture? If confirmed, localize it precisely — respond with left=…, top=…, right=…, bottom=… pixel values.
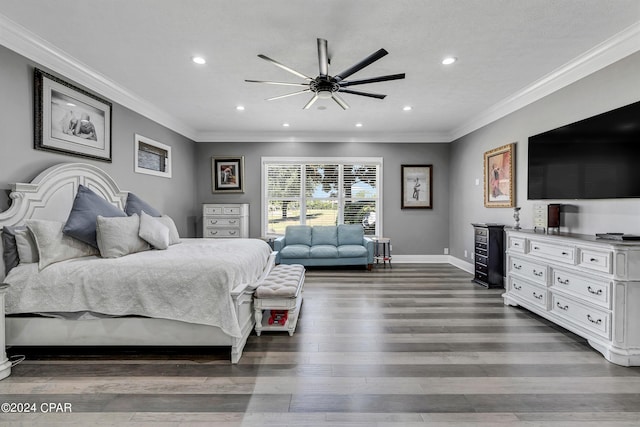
left=245, top=38, right=405, bottom=110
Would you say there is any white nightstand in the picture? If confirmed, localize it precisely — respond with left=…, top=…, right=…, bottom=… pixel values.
left=0, top=283, right=10, bottom=380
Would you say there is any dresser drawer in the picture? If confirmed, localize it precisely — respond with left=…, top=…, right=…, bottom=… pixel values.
left=509, top=256, right=547, bottom=286
left=551, top=294, right=610, bottom=339
left=223, top=207, right=240, bottom=215
left=475, top=262, right=488, bottom=275
left=205, top=218, right=240, bottom=227
left=203, top=206, right=223, bottom=215
left=578, top=248, right=612, bottom=274
left=475, top=235, right=487, bottom=244
left=551, top=269, right=611, bottom=308
left=508, top=277, right=547, bottom=309
left=475, top=228, right=487, bottom=237
left=529, top=240, right=576, bottom=265
left=204, top=228, right=242, bottom=238
left=508, top=236, right=526, bottom=253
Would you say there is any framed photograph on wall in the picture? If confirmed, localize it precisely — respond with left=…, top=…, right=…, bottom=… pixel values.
left=134, top=134, right=172, bottom=178
left=484, top=143, right=515, bottom=208
left=212, top=156, right=244, bottom=193
left=401, top=164, right=433, bottom=209
left=34, top=68, right=112, bottom=162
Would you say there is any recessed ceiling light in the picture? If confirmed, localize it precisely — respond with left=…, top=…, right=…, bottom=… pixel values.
left=355, top=123, right=363, bottom=128
left=236, top=105, right=245, bottom=111
left=403, top=106, right=412, bottom=111
left=192, top=56, right=206, bottom=65
left=442, top=57, right=457, bottom=65
left=282, top=123, right=290, bottom=127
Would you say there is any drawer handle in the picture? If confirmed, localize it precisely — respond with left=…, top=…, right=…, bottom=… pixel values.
left=513, top=283, right=522, bottom=291
left=561, top=251, right=569, bottom=256
left=210, top=220, right=218, bottom=224
left=513, top=264, right=522, bottom=270
left=533, top=246, right=540, bottom=250
left=513, top=242, right=521, bottom=247
left=556, top=302, right=569, bottom=311
left=589, top=258, right=598, bottom=263
left=211, top=231, right=218, bottom=235
left=557, top=277, right=570, bottom=285
left=229, top=220, right=237, bottom=224
left=587, top=314, right=602, bottom=325
left=532, top=292, right=543, bottom=300
left=587, top=286, right=603, bottom=296
left=229, top=230, right=237, bottom=235
left=533, top=270, right=543, bottom=277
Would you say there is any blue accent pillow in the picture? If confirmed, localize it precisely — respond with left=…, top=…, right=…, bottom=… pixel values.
left=124, top=192, right=161, bottom=217
left=2, top=225, right=23, bottom=275
left=63, top=185, right=127, bottom=248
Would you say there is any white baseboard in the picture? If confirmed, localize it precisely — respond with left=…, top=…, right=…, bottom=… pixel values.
left=391, top=255, right=474, bottom=274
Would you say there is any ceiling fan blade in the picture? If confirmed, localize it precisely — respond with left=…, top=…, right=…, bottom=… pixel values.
left=338, top=88, right=386, bottom=99
left=317, top=38, right=329, bottom=76
left=331, top=93, right=350, bottom=110
left=257, top=54, right=313, bottom=81
left=339, top=73, right=406, bottom=87
left=303, top=94, right=319, bottom=109
left=266, top=89, right=311, bottom=101
left=245, top=79, right=309, bottom=87
left=334, top=48, right=388, bottom=81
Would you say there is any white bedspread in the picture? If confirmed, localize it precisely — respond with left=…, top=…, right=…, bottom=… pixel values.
left=4, top=238, right=272, bottom=338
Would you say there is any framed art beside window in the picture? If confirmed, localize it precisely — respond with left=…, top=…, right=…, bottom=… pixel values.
left=212, top=156, right=245, bottom=193
left=484, top=143, right=515, bottom=208
left=134, top=134, right=172, bottom=178
left=401, top=164, right=432, bottom=209
left=34, top=68, right=112, bottom=162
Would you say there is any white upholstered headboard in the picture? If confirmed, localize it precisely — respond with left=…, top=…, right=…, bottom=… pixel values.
left=0, top=163, right=128, bottom=281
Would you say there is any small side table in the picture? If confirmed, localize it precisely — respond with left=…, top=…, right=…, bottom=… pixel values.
left=372, top=237, right=392, bottom=268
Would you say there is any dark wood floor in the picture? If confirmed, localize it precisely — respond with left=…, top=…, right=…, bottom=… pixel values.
left=2, top=264, right=640, bottom=426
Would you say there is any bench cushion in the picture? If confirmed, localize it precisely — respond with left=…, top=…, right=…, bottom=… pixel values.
left=256, top=264, right=305, bottom=298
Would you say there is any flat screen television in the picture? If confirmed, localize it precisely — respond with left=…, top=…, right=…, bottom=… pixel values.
left=528, top=100, right=640, bottom=200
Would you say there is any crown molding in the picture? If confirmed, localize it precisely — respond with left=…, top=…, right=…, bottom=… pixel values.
left=451, top=22, right=640, bottom=141
left=0, top=13, right=199, bottom=141
left=195, top=130, right=450, bottom=143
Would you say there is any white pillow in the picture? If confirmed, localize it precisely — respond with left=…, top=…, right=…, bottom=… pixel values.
left=96, top=214, right=150, bottom=258
left=139, top=211, right=170, bottom=250
left=14, top=227, right=39, bottom=264
left=156, top=215, right=181, bottom=245
left=25, top=219, right=98, bottom=270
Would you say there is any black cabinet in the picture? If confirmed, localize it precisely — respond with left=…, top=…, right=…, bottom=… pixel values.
left=471, top=223, right=505, bottom=288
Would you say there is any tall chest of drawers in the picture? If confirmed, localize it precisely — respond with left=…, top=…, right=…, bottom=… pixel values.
left=203, top=203, right=249, bottom=238
left=472, top=223, right=505, bottom=288
left=503, top=229, right=640, bottom=366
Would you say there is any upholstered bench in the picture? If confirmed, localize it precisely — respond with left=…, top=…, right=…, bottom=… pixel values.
left=254, top=264, right=305, bottom=336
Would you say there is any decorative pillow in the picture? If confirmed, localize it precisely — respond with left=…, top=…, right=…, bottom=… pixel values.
left=96, top=214, right=150, bottom=258
left=2, top=225, right=24, bottom=274
left=14, top=227, right=39, bottom=264
left=26, top=219, right=98, bottom=270
left=124, top=192, right=161, bottom=217
left=138, top=211, right=170, bottom=250
left=63, top=184, right=127, bottom=248
left=155, top=215, right=181, bottom=245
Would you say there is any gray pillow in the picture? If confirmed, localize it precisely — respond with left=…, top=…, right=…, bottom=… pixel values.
left=138, top=211, right=170, bottom=250
left=2, top=225, right=23, bottom=275
left=14, top=227, right=39, bottom=264
left=125, top=192, right=161, bottom=217
left=96, top=214, right=150, bottom=258
left=26, top=219, right=98, bottom=270
left=155, top=215, right=181, bottom=245
left=63, top=184, right=127, bottom=248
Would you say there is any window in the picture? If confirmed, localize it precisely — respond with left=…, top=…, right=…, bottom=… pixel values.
left=262, top=157, right=382, bottom=236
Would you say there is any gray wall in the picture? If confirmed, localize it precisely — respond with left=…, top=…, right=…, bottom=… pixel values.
left=0, top=45, right=199, bottom=237
left=195, top=141, right=450, bottom=256
left=449, top=51, right=640, bottom=264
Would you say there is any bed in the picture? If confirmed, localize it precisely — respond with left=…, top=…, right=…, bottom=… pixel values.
left=0, top=162, right=275, bottom=364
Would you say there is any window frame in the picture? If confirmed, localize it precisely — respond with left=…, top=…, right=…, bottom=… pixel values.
left=261, top=157, right=383, bottom=237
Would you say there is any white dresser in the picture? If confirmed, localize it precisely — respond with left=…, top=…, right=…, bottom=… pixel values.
left=202, top=203, right=249, bottom=238
left=503, top=229, right=640, bottom=366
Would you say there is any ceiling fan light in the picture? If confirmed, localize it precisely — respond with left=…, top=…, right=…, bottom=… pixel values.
left=317, top=90, right=333, bottom=99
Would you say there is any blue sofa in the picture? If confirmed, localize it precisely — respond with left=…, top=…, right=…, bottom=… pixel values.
left=274, top=225, right=374, bottom=270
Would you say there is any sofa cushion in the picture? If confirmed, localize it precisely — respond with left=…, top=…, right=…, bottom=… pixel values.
left=310, top=245, right=339, bottom=258
left=338, top=245, right=369, bottom=258
left=285, top=225, right=312, bottom=246
left=280, top=244, right=310, bottom=259
left=311, top=226, right=338, bottom=246
left=337, top=224, right=364, bottom=246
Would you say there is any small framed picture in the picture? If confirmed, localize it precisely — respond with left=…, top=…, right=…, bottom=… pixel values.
left=34, top=68, right=112, bottom=162
left=484, top=143, right=515, bottom=208
left=212, top=156, right=245, bottom=193
left=134, top=134, right=172, bottom=178
left=401, top=164, right=433, bottom=209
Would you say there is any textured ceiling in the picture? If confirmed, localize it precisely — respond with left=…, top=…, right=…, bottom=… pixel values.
left=0, top=0, right=639, bottom=142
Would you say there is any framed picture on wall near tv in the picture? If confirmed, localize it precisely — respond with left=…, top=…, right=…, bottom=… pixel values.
left=484, top=143, right=515, bottom=208
left=401, top=164, right=432, bottom=209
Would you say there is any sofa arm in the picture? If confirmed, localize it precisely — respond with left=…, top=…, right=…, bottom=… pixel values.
left=273, top=236, right=286, bottom=263
left=363, top=236, right=375, bottom=264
